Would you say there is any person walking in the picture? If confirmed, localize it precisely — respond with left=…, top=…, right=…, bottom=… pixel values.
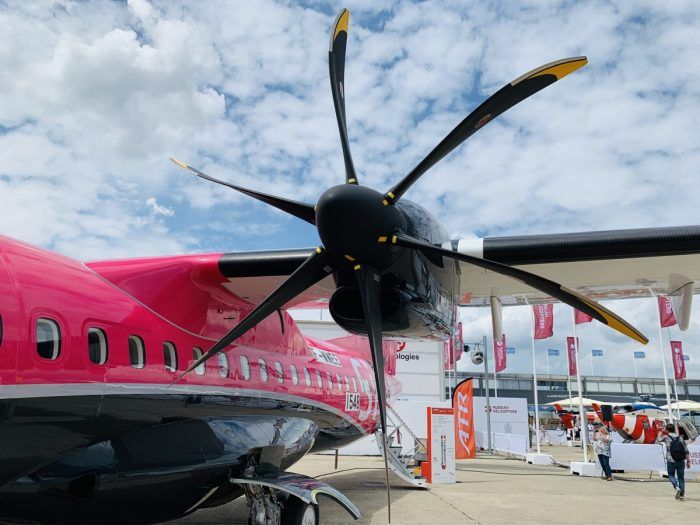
left=658, top=423, right=691, bottom=501
left=594, top=427, right=613, bottom=480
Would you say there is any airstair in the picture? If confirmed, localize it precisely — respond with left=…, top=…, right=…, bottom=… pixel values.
left=375, top=406, right=428, bottom=488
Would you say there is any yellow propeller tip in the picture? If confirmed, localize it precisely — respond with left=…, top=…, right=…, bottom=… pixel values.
left=170, top=157, right=188, bottom=169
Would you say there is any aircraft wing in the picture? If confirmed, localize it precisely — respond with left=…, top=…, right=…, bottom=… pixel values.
left=452, top=225, right=700, bottom=307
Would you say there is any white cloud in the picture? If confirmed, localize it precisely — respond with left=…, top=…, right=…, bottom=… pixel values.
left=1, top=0, right=700, bottom=378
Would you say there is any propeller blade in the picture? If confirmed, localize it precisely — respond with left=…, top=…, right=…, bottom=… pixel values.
left=389, top=234, right=648, bottom=345
left=355, top=264, right=391, bottom=522
left=174, top=248, right=334, bottom=381
left=328, top=9, right=358, bottom=185
left=384, top=56, right=588, bottom=204
left=171, top=158, right=316, bottom=225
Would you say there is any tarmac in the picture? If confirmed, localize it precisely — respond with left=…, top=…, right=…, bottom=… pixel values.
left=172, top=446, right=699, bottom=524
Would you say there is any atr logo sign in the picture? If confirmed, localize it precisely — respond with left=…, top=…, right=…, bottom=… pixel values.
left=345, top=392, right=360, bottom=412
left=453, top=379, right=475, bottom=459
left=310, top=347, right=342, bottom=367
left=397, top=353, right=420, bottom=362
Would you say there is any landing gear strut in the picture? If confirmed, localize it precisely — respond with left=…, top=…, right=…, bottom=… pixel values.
left=244, top=485, right=318, bottom=525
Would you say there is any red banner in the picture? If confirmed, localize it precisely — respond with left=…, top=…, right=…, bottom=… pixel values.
left=658, top=296, right=677, bottom=327
left=444, top=340, right=454, bottom=371
left=566, top=336, right=579, bottom=376
left=453, top=379, right=475, bottom=459
left=533, top=304, right=554, bottom=339
left=671, top=340, right=686, bottom=380
left=494, top=334, right=507, bottom=373
left=574, top=309, right=593, bottom=324
left=455, top=322, right=463, bottom=363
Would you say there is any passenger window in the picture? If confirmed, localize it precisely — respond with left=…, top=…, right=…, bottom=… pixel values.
left=128, top=335, right=145, bottom=369
left=163, top=342, right=178, bottom=372
left=351, top=376, right=357, bottom=392
left=193, top=347, right=205, bottom=375
left=259, top=359, right=269, bottom=382
left=87, top=327, right=108, bottom=365
left=304, top=367, right=312, bottom=387
left=290, top=364, right=299, bottom=385
left=336, top=373, right=342, bottom=390
left=315, top=370, right=323, bottom=389
left=344, top=374, right=350, bottom=391
left=218, top=352, right=230, bottom=377
left=275, top=361, right=284, bottom=384
left=326, top=372, right=333, bottom=390
left=37, top=318, right=61, bottom=360
left=240, top=355, right=250, bottom=380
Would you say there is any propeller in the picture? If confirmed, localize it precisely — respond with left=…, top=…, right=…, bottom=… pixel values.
left=329, top=9, right=358, bottom=185
left=383, top=56, right=588, bottom=205
left=170, top=9, right=646, bottom=523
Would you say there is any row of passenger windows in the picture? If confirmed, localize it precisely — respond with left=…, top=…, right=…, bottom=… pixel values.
left=233, top=354, right=369, bottom=392
left=24, top=317, right=367, bottom=390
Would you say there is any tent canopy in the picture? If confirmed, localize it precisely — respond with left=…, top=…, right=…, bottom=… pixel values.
left=545, top=396, right=606, bottom=407
left=661, top=400, right=700, bottom=412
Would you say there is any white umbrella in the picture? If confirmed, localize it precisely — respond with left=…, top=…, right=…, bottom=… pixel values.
left=545, top=396, right=606, bottom=408
left=661, top=400, right=700, bottom=412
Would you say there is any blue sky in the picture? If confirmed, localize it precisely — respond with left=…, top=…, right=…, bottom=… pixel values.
left=1, top=0, right=700, bottom=379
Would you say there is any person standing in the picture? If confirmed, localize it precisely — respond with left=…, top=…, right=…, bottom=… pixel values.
left=658, top=423, right=691, bottom=501
left=594, top=427, right=613, bottom=480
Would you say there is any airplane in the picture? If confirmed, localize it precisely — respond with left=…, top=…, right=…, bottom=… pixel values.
left=3, top=7, right=700, bottom=525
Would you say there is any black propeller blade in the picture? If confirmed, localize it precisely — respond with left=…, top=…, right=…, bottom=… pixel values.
left=175, top=248, right=334, bottom=381
left=170, top=158, right=317, bottom=225
left=388, top=233, right=648, bottom=345
left=329, top=9, right=358, bottom=185
left=383, top=56, right=588, bottom=204
left=355, top=264, right=392, bottom=522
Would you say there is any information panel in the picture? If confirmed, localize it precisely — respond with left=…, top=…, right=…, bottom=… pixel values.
left=427, top=407, right=456, bottom=484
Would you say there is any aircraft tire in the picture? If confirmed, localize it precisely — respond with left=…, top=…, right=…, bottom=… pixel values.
left=281, top=496, right=319, bottom=525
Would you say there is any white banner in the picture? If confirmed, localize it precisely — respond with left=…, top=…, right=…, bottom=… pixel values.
left=473, top=397, right=529, bottom=439
left=476, top=431, right=528, bottom=457
left=603, top=443, right=667, bottom=472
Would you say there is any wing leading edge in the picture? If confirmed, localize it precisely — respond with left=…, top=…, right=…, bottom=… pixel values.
left=453, top=225, right=700, bottom=306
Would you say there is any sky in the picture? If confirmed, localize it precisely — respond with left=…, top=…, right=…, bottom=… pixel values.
left=1, top=0, right=699, bottom=380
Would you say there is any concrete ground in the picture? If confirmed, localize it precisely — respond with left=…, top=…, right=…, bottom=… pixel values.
left=171, top=447, right=698, bottom=524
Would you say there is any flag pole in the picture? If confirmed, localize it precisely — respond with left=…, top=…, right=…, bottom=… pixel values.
left=572, top=310, right=589, bottom=463
left=650, top=289, right=674, bottom=419
left=633, top=352, right=638, bottom=382
left=528, top=304, right=541, bottom=455
left=545, top=349, right=550, bottom=377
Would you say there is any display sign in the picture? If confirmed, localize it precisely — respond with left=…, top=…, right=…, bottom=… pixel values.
left=473, top=397, right=529, bottom=441
left=453, top=379, right=475, bottom=459
left=426, top=407, right=456, bottom=483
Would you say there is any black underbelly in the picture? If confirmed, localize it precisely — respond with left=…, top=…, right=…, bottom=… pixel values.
left=0, top=392, right=364, bottom=524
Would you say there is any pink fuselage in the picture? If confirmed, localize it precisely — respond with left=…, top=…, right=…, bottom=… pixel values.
left=0, top=235, right=390, bottom=523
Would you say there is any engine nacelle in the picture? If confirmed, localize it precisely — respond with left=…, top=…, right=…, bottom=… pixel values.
left=328, top=285, right=411, bottom=335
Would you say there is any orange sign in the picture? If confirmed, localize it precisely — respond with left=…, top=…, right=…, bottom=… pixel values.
left=453, top=379, right=475, bottom=459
